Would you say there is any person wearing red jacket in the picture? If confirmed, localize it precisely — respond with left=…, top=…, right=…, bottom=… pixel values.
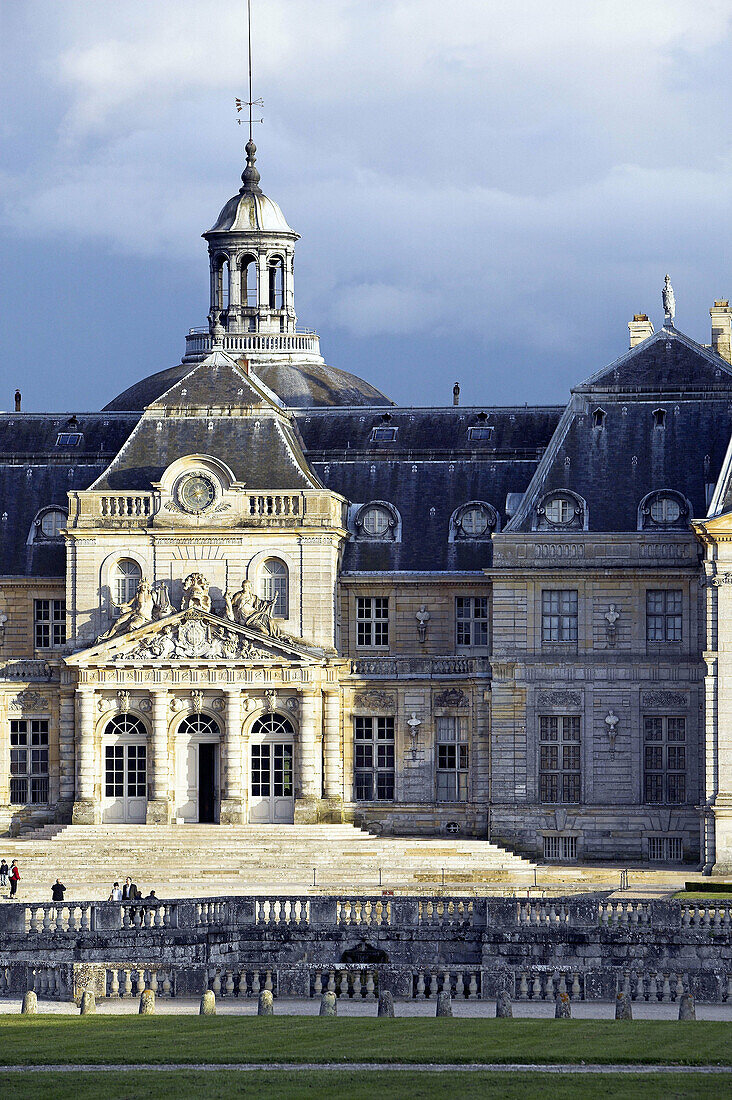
left=9, top=860, right=20, bottom=898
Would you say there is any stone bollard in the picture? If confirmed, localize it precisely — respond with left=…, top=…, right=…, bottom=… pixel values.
left=200, top=989, right=216, bottom=1016
left=615, top=992, right=633, bottom=1020
left=319, top=991, right=337, bottom=1017
left=436, top=991, right=452, bottom=1017
left=139, top=989, right=155, bottom=1015
left=678, top=992, right=696, bottom=1021
left=79, top=991, right=96, bottom=1015
left=258, top=990, right=274, bottom=1016
left=377, top=991, right=394, bottom=1018
left=554, top=992, right=571, bottom=1019
left=496, top=991, right=513, bottom=1018
left=21, top=991, right=38, bottom=1015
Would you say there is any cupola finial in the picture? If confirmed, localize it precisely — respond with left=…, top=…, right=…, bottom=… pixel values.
left=240, top=138, right=262, bottom=194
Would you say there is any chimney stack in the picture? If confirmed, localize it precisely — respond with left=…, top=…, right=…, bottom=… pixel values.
left=14, top=390, right=21, bottom=412
left=628, top=314, right=654, bottom=348
left=710, top=300, right=732, bottom=363
left=453, top=382, right=460, bottom=407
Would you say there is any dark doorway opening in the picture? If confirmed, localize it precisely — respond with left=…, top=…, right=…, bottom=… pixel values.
left=199, top=743, right=217, bottom=823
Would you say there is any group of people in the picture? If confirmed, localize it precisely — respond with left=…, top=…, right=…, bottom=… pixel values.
left=0, top=859, right=20, bottom=897
left=107, top=877, right=158, bottom=902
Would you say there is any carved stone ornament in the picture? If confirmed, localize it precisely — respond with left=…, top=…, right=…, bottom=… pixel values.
left=210, top=697, right=225, bottom=712
left=354, top=690, right=395, bottom=711
left=641, top=691, right=687, bottom=709
left=191, top=690, right=204, bottom=714
left=265, top=689, right=278, bottom=713
left=407, top=712, right=422, bottom=759
left=111, top=614, right=274, bottom=663
left=285, top=696, right=300, bottom=714
left=10, top=689, right=49, bottom=711
left=0, top=607, right=8, bottom=641
left=434, top=688, right=469, bottom=709
left=536, top=690, right=582, bottom=708
left=116, top=690, right=131, bottom=714
left=604, top=604, right=620, bottom=648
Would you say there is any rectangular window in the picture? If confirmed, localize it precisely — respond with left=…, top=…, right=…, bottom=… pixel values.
left=543, top=835, right=577, bottom=861
left=356, top=597, right=389, bottom=648
left=541, top=590, right=578, bottom=644
left=436, top=716, right=469, bottom=801
left=34, top=599, right=66, bottom=649
left=643, top=716, right=686, bottom=803
left=646, top=590, right=682, bottom=643
left=455, top=597, right=489, bottom=648
left=9, top=719, right=49, bottom=804
left=370, top=426, right=398, bottom=443
left=648, top=836, right=684, bottom=862
left=55, top=432, right=82, bottom=446
left=539, top=715, right=581, bottom=803
left=354, top=716, right=394, bottom=801
left=467, top=425, right=494, bottom=441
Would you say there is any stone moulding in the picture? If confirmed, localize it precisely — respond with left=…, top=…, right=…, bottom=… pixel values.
left=353, top=690, right=395, bottom=710
left=536, top=690, right=582, bottom=708
left=641, top=691, right=688, bottom=708
left=434, top=688, right=469, bottom=708
left=10, top=690, right=49, bottom=711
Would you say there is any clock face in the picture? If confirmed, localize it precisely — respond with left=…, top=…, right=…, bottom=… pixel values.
left=178, top=474, right=216, bottom=514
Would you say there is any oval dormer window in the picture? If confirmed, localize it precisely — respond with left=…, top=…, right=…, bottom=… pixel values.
left=650, top=496, right=681, bottom=523
left=459, top=505, right=490, bottom=537
left=40, top=510, right=67, bottom=538
left=362, top=505, right=391, bottom=536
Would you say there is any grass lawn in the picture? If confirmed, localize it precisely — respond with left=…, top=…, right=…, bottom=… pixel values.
left=673, top=891, right=732, bottom=900
left=0, top=1017, right=729, bottom=1067
left=0, top=1070, right=725, bottom=1100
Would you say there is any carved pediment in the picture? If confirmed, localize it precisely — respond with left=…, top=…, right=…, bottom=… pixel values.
left=66, top=609, right=322, bottom=667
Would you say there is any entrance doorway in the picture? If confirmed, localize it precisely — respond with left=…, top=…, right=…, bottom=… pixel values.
left=249, top=713, right=295, bottom=823
left=198, top=742, right=217, bottom=823
left=102, top=715, right=148, bottom=823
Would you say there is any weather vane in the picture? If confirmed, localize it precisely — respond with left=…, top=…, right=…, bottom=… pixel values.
left=236, top=0, right=263, bottom=140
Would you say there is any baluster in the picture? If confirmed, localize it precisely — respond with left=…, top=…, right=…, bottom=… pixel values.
left=150, top=971, right=159, bottom=994
left=662, top=975, right=671, bottom=1003
left=545, top=973, right=554, bottom=999
left=532, top=975, right=542, bottom=1000
left=572, top=973, right=581, bottom=1000
left=648, top=973, right=658, bottom=1001
left=110, top=968, right=120, bottom=997
left=30, top=908, right=40, bottom=933
left=238, top=970, right=248, bottom=997
left=225, top=970, right=235, bottom=996
left=339, top=972, right=348, bottom=997
left=136, top=969, right=145, bottom=995
left=714, top=908, right=722, bottom=933
left=252, top=970, right=261, bottom=995
left=558, top=974, right=567, bottom=996
left=162, top=972, right=172, bottom=997
left=519, top=972, right=528, bottom=999
left=416, top=972, right=425, bottom=997
left=675, top=974, right=684, bottom=1001
left=456, top=971, right=464, bottom=998
left=353, top=972, right=362, bottom=998
left=327, top=971, right=336, bottom=993
left=212, top=970, right=222, bottom=995
left=726, top=976, right=732, bottom=1003
left=124, top=969, right=133, bottom=997
left=265, top=970, right=273, bottom=993
left=314, top=971, right=322, bottom=996
left=682, top=906, right=691, bottom=928
left=429, top=972, right=438, bottom=998
left=366, top=971, right=375, bottom=999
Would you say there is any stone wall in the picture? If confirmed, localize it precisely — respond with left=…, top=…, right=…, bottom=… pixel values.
left=2, top=893, right=732, bottom=1003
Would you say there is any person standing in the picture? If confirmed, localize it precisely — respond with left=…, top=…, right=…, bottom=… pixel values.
left=8, top=860, right=20, bottom=898
left=121, top=876, right=138, bottom=900
left=0, top=859, right=8, bottom=887
left=51, top=879, right=65, bottom=903
left=108, top=881, right=122, bottom=902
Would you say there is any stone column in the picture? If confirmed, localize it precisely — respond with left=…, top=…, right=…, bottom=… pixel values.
left=72, top=687, right=98, bottom=824
left=221, top=689, right=244, bottom=824
left=322, top=690, right=343, bottom=817
left=295, top=691, right=320, bottom=823
left=146, top=689, right=171, bottom=824
left=57, top=689, right=76, bottom=821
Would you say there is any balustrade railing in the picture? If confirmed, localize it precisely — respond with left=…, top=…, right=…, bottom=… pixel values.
left=120, top=901, right=178, bottom=930
left=100, top=494, right=154, bottom=518
left=185, top=330, right=321, bottom=358
left=514, top=969, right=584, bottom=1001
left=599, top=900, right=652, bottom=927
left=412, top=969, right=481, bottom=999
left=615, top=970, right=691, bottom=1002
left=336, top=897, right=391, bottom=928
left=26, top=903, right=94, bottom=934
left=418, top=898, right=474, bottom=927
left=256, top=898, right=310, bottom=927
left=209, top=966, right=275, bottom=998
left=312, top=969, right=379, bottom=999
left=680, top=903, right=732, bottom=931
left=106, top=966, right=176, bottom=998
left=516, top=900, right=571, bottom=926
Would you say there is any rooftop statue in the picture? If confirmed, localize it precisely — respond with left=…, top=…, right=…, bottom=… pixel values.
left=662, top=274, right=676, bottom=325
left=98, top=579, right=154, bottom=641
left=224, top=580, right=281, bottom=639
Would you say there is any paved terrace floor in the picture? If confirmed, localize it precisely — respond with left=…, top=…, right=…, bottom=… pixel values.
left=2, top=997, right=732, bottom=1019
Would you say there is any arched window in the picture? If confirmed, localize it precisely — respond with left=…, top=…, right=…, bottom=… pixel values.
left=178, top=713, right=221, bottom=738
left=251, top=713, right=295, bottom=738
left=268, top=257, right=284, bottom=309
left=535, top=490, right=587, bottom=531
left=240, top=255, right=257, bottom=307
left=113, top=559, right=142, bottom=606
left=449, top=501, right=498, bottom=542
left=260, top=559, right=289, bottom=618
left=638, top=490, right=689, bottom=530
left=30, top=508, right=67, bottom=543
left=216, top=258, right=230, bottom=310
left=104, top=714, right=146, bottom=738
left=354, top=501, right=400, bottom=541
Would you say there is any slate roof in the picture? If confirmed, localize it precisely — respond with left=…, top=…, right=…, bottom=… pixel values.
left=0, top=413, right=138, bottom=575
left=508, top=328, right=732, bottom=533
left=103, top=358, right=393, bottom=411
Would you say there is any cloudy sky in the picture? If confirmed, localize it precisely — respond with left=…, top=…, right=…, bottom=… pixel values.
left=1, top=0, right=732, bottom=411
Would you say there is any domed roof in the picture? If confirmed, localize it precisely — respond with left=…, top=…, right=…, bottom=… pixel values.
left=103, top=359, right=393, bottom=412
left=208, top=189, right=295, bottom=235
left=206, top=139, right=295, bottom=236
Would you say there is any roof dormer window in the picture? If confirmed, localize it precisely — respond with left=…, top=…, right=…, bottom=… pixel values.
left=467, top=425, right=494, bottom=441
left=56, top=432, right=82, bottom=447
left=653, top=408, right=666, bottom=429
left=370, top=426, right=398, bottom=443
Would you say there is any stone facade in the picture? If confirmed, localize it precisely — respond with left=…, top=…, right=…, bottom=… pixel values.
left=3, top=144, right=732, bottom=871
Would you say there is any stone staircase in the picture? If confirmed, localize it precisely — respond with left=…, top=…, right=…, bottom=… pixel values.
left=0, top=823, right=535, bottom=900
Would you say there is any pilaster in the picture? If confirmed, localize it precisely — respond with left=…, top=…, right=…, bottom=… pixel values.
left=221, top=688, right=244, bottom=824
left=72, top=687, right=98, bottom=824
left=146, top=688, right=171, bottom=824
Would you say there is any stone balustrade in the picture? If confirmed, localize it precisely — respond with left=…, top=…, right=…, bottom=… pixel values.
left=184, top=330, right=321, bottom=360
left=351, top=656, right=489, bottom=678
left=1, top=893, right=732, bottom=1006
